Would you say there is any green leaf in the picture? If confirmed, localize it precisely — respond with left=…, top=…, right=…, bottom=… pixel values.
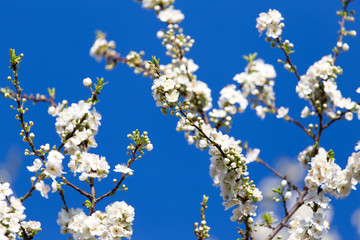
left=327, top=149, right=335, bottom=160
left=85, top=200, right=92, bottom=208
left=262, top=212, right=273, bottom=224
left=10, top=49, right=15, bottom=61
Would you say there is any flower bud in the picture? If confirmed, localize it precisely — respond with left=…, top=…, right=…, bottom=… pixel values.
left=342, top=43, right=349, bottom=51
left=145, top=143, right=153, bottom=151
left=48, top=106, right=56, bottom=115
left=83, top=77, right=92, bottom=87
left=349, top=30, right=357, bottom=36
left=345, top=112, right=353, bottom=121
left=284, top=191, right=292, bottom=200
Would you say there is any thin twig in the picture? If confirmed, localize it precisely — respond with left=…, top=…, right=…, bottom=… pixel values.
left=95, top=144, right=140, bottom=203
left=62, top=177, right=92, bottom=199
left=256, top=158, right=301, bottom=195
left=265, top=187, right=308, bottom=240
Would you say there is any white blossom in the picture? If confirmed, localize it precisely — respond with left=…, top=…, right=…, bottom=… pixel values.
left=114, top=164, right=134, bottom=174
left=256, top=9, right=284, bottom=38
left=0, top=182, right=13, bottom=200
left=157, top=6, right=184, bottom=23
left=276, top=107, right=289, bottom=119
left=35, top=181, right=51, bottom=199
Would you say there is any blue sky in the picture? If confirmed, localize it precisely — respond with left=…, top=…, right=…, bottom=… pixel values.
left=0, top=0, right=359, bottom=239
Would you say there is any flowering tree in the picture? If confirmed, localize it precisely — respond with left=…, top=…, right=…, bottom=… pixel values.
left=0, top=0, right=360, bottom=239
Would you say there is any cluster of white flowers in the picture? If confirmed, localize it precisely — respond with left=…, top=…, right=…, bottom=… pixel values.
left=0, top=183, right=41, bottom=239
left=157, top=6, right=184, bottom=23
left=232, top=58, right=276, bottom=119
left=49, top=100, right=101, bottom=155
left=304, top=147, right=359, bottom=199
left=137, top=0, right=184, bottom=23
left=58, top=201, right=135, bottom=240
left=176, top=115, right=262, bottom=223
left=138, top=0, right=173, bottom=11
left=150, top=26, right=212, bottom=114
left=90, top=34, right=117, bottom=63
left=288, top=212, right=329, bottom=240
left=26, top=150, right=65, bottom=198
left=114, top=164, right=134, bottom=174
left=44, top=150, right=65, bottom=179
left=296, top=55, right=359, bottom=120
left=69, top=152, right=110, bottom=181
left=125, top=51, right=144, bottom=69
left=152, top=75, right=180, bottom=107
left=90, top=37, right=108, bottom=62
left=291, top=143, right=360, bottom=239
left=256, top=9, right=284, bottom=39
left=217, top=85, right=248, bottom=115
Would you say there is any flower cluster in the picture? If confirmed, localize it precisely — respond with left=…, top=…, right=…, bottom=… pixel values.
left=296, top=55, right=359, bottom=120
left=150, top=26, right=212, bottom=115
left=137, top=0, right=184, bottom=23
left=209, top=57, right=278, bottom=128
left=293, top=143, right=360, bottom=238
left=49, top=100, right=101, bottom=155
left=304, top=147, right=359, bottom=199
left=152, top=75, right=180, bottom=108
left=90, top=33, right=116, bottom=63
left=58, top=201, right=135, bottom=240
left=217, top=85, right=248, bottom=115
left=256, top=9, right=284, bottom=39
left=159, top=26, right=212, bottom=113
left=90, top=32, right=118, bottom=70
left=137, top=0, right=173, bottom=11
left=157, top=6, right=184, bottom=23
left=176, top=112, right=262, bottom=224
left=0, top=183, right=41, bottom=239
left=126, top=51, right=144, bottom=68
left=233, top=57, right=277, bottom=120
left=69, top=152, right=110, bottom=181
left=288, top=212, right=329, bottom=240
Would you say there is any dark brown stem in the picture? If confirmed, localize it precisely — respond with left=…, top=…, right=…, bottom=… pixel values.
left=62, top=177, right=92, bottom=199
left=58, top=189, right=69, bottom=211
left=89, top=178, right=96, bottom=215
left=6, top=89, right=56, bottom=106
left=281, top=195, right=289, bottom=216
left=21, top=184, right=37, bottom=202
